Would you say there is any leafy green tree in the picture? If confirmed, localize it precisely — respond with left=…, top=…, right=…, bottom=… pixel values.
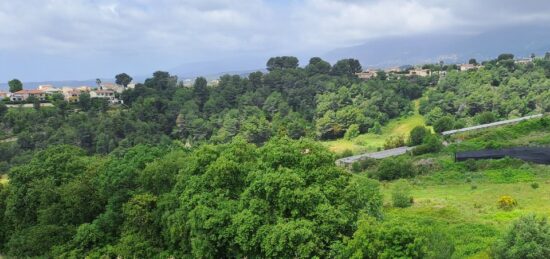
left=469, top=58, right=478, bottom=65
left=497, top=53, right=514, bottom=61
left=8, top=79, right=23, bottom=93
left=492, top=214, right=550, bottom=259
left=337, top=216, right=428, bottom=259
left=193, top=77, right=208, bottom=111
left=344, top=124, right=360, bottom=140
left=370, top=122, right=382, bottom=134
left=331, top=59, right=362, bottom=76
left=409, top=126, right=429, bottom=146
left=266, top=56, right=299, bottom=71
left=305, top=57, right=331, bottom=75
left=78, top=92, right=91, bottom=111
left=115, top=73, right=133, bottom=88
left=0, top=101, right=7, bottom=118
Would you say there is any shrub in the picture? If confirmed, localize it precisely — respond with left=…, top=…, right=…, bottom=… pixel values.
left=383, top=135, right=405, bottom=150
left=339, top=149, right=353, bottom=158
left=433, top=116, right=455, bottom=133
left=453, top=119, right=466, bottom=130
left=351, top=161, right=362, bottom=173
left=475, top=111, right=496, bottom=125
left=531, top=182, right=539, bottom=189
left=344, top=124, right=360, bottom=140
left=392, top=180, right=413, bottom=208
left=370, top=122, right=382, bottom=134
left=338, top=216, right=429, bottom=258
left=497, top=195, right=517, bottom=210
left=464, top=159, right=478, bottom=172
left=412, top=134, right=443, bottom=156
left=376, top=157, right=415, bottom=181
left=408, top=126, right=429, bottom=146
left=492, top=214, right=550, bottom=259
left=470, top=184, right=477, bottom=190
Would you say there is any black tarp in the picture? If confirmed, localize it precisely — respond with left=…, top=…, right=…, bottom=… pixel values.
left=455, top=147, right=550, bottom=164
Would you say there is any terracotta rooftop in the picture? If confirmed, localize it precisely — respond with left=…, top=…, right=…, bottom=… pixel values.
left=14, top=90, right=44, bottom=94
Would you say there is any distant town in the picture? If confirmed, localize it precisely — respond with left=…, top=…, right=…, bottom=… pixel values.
left=0, top=56, right=536, bottom=107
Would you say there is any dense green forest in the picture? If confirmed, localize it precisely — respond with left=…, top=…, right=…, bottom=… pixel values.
left=1, top=54, right=550, bottom=257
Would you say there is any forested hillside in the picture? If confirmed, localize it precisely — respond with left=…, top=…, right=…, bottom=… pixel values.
left=1, top=54, right=550, bottom=257
left=421, top=55, right=550, bottom=130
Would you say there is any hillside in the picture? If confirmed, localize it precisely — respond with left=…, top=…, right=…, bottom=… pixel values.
left=359, top=117, right=550, bottom=258
left=2, top=54, right=550, bottom=258
left=324, top=99, right=431, bottom=154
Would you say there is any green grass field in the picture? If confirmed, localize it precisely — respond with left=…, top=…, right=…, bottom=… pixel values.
left=369, top=119, right=550, bottom=258
left=323, top=100, right=431, bottom=154
left=380, top=169, right=550, bottom=258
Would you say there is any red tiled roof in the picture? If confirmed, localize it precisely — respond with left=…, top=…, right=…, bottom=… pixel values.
left=15, top=90, right=44, bottom=94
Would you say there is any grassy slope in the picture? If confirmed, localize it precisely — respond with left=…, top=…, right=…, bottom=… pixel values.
left=373, top=119, right=550, bottom=258
left=323, top=100, right=430, bottom=154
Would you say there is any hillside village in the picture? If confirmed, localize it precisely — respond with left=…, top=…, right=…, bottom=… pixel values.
left=355, top=56, right=534, bottom=80
left=0, top=82, right=136, bottom=105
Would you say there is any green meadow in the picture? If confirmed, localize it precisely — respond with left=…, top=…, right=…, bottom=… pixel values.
left=357, top=118, right=550, bottom=258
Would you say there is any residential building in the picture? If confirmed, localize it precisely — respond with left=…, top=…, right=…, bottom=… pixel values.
left=63, top=89, right=82, bottom=103
left=38, top=84, right=55, bottom=91
left=515, top=58, right=533, bottom=65
left=408, top=69, right=431, bottom=77
left=0, top=91, right=8, bottom=99
left=459, top=64, right=477, bottom=71
left=100, top=83, right=125, bottom=93
left=10, top=90, right=46, bottom=102
left=42, top=87, right=62, bottom=96
left=90, top=90, right=118, bottom=103
left=356, top=69, right=378, bottom=80
left=77, top=86, right=92, bottom=92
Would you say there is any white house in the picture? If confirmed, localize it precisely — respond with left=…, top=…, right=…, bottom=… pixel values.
left=90, top=90, right=119, bottom=103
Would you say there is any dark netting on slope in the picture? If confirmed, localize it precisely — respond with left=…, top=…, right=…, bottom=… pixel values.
left=455, top=147, right=550, bottom=165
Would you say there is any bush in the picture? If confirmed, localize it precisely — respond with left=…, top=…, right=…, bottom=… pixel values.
left=339, top=149, right=353, bottom=158
left=392, top=180, right=413, bottom=208
left=376, top=157, right=416, bottom=181
left=370, top=122, right=382, bottom=134
left=409, top=126, right=429, bottom=146
left=383, top=135, right=405, bottom=150
left=464, top=159, right=478, bottom=172
left=470, top=184, right=478, bottom=190
left=433, top=116, right=455, bottom=133
left=344, top=124, right=360, bottom=140
left=492, top=214, right=550, bottom=259
left=351, top=161, right=362, bottom=173
left=475, top=111, right=496, bottom=125
left=497, top=195, right=517, bottom=210
left=338, top=216, right=429, bottom=258
left=531, top=182, right=539, bottom=189
left=411, top=134, right=443, bottom=156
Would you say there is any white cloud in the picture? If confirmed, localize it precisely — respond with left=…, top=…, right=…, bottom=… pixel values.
left=291, top=0, right=454, bottom=49
left=0, top=0, right=549, bottom=81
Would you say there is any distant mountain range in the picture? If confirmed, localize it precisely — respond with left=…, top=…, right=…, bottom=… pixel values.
left=324, top=25, right=550, bottom=68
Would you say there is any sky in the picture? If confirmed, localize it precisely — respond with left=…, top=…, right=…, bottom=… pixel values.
left=1, top=0, right=550, bottom=82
